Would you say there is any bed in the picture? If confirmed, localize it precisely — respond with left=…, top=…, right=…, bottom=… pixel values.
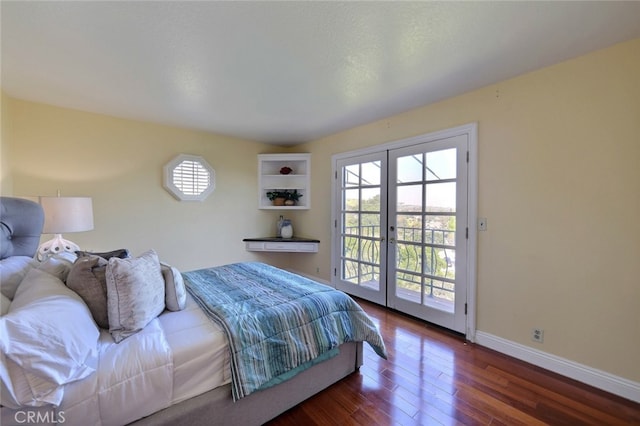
left=0, top=197, right=387, bottom=426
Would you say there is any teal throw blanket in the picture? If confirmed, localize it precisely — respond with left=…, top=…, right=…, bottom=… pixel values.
left=183, top=262, right=387, bottom=400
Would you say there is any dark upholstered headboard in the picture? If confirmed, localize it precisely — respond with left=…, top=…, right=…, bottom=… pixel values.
left=0, top=197, right=44, bottom=260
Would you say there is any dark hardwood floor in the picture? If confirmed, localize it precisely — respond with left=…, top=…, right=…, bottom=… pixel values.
left=267, top=298, right=640, bottom=425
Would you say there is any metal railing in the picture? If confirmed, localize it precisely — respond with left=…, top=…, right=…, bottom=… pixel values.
left=341, top=225, right=455, bottom=301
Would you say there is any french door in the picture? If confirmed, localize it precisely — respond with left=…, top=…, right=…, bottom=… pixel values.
left=333, top=152, right=388, bottom=306
left=332, top=129, right=473, bottom=334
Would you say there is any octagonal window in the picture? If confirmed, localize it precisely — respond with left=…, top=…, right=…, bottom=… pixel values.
left=163, top=154, right=215, bottom=201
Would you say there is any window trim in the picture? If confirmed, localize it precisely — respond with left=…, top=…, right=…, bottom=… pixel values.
left=163, top=154, right=215, bottom=201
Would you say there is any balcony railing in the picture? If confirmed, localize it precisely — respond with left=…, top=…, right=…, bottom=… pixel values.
left=341, top=225, right=455, bottom=302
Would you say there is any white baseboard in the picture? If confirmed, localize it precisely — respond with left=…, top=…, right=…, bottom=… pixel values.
left=475, top=331, right=640, bottom=403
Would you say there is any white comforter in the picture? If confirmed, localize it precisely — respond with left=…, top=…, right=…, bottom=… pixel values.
left=2, top=296, right=229, bottom=426
left=61, top=320, right=173, bottom=426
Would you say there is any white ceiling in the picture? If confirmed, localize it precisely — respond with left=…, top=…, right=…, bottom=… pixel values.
left=2, top=1, right=640, bottom=146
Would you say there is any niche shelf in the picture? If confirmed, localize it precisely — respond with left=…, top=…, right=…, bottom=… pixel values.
left=258, top=153, right=310, bottom=210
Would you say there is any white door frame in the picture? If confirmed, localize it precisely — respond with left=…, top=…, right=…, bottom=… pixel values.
left=331, top=123, right=478, bottom=342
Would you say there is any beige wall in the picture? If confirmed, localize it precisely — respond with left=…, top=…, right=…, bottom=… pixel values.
left=292, top=38, right=640, bottom=382
left=3, top=38, right=639, bottom=386
left=3, top=98, right=290, bottom=271
left=1, top=92, right=14, bottom=195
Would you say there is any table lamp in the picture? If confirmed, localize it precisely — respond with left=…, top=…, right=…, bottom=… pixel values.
left=37, top=195, right=94, bottom=261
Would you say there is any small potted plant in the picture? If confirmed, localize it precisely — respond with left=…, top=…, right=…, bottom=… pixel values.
left=284, top=189, right=303, bottom=206
left=266, top=190, right=287, bottom=206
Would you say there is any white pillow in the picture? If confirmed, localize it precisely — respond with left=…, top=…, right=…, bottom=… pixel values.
left=0, top=293, right=10, bottom=316
left=37, top=252, right=77, bottom=282
left=0, top=268, right=99, bottom=400
left=161, top=262, right=186, bottom=311
left=106, top=250, right=166, bottom=343
left=1, top=352, right=65, bottom=408
left=0, top=256, right=35, bottom=300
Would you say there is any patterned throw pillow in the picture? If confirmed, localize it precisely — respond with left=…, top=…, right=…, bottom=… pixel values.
left=106, top=250, right=165, bottom=343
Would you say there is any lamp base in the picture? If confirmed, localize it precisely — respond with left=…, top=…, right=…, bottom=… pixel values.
left=37, top=234, right=80, bottom=261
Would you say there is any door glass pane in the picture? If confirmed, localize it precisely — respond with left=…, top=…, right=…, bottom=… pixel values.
left=360, top=263, right=380, bottom=291
left=396, top=271, right=421, bottom=302
left=360, top=213, right=380, bottom=238
left=397, top=184, right=422, bottom=212
left=362, top=188, right=380, bottom=211
left=342, top=235, right=358, bottom=259
left=397, top=154, right=423, bottom=183
left=343, top=189, right=359, bottom=210
left=396, top=242, right=422, bottom=274
left=344, top=164, right=360, bottom=187
left=360, top=239, right=381, bottom=264
left=343, top=213, right=359, bottom=235
left=342, top=260, right=359, bottom=283
left=361, top=161, right=381, bottom=186
left=425, top=182, right=456, bottom=212
left=424, top=216, right=455, bottom=245
left=424, top=247, right=455, bottom=280
left=425, top=148, right=456, bottom=181
left=397, top=214, right=422, bottom=243
left=424, top=278, right=455, bottom=312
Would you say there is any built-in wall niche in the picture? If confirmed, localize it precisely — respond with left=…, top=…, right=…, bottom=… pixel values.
left=258, top=153, right=310, bottom=209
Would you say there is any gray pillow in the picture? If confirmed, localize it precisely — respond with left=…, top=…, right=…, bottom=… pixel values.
left=160, top=262, right=186, bottom=311
left=106, top=250, right=165, bottom=343
left=66, top=255, right=109, bottom=328
left=76, top=249, right=130, bottom=260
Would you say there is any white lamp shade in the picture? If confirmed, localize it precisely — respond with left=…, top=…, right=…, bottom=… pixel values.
left=39, top=196, right=94, bottom=234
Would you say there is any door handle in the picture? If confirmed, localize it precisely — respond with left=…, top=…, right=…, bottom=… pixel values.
left=389, top=237, right=395, bottom=244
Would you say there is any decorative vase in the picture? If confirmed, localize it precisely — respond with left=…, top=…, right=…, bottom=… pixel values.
left=273, top=197, right=286, bottom=206
left=280, top=220, right=293, bottom=239
left=284, top=199, right=295, bottom=206
left=276, top=215, right=284, bottom=237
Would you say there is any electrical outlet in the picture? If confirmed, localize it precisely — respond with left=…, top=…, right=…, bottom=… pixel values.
left=478, top=217, right=488, bottom=231
left=531, top=328, right=544, bottom=343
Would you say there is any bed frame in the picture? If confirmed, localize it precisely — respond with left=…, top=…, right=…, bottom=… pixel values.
left=133, top=342, right=362, bottom=425
left=0, top=197, right=363, bottom=426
